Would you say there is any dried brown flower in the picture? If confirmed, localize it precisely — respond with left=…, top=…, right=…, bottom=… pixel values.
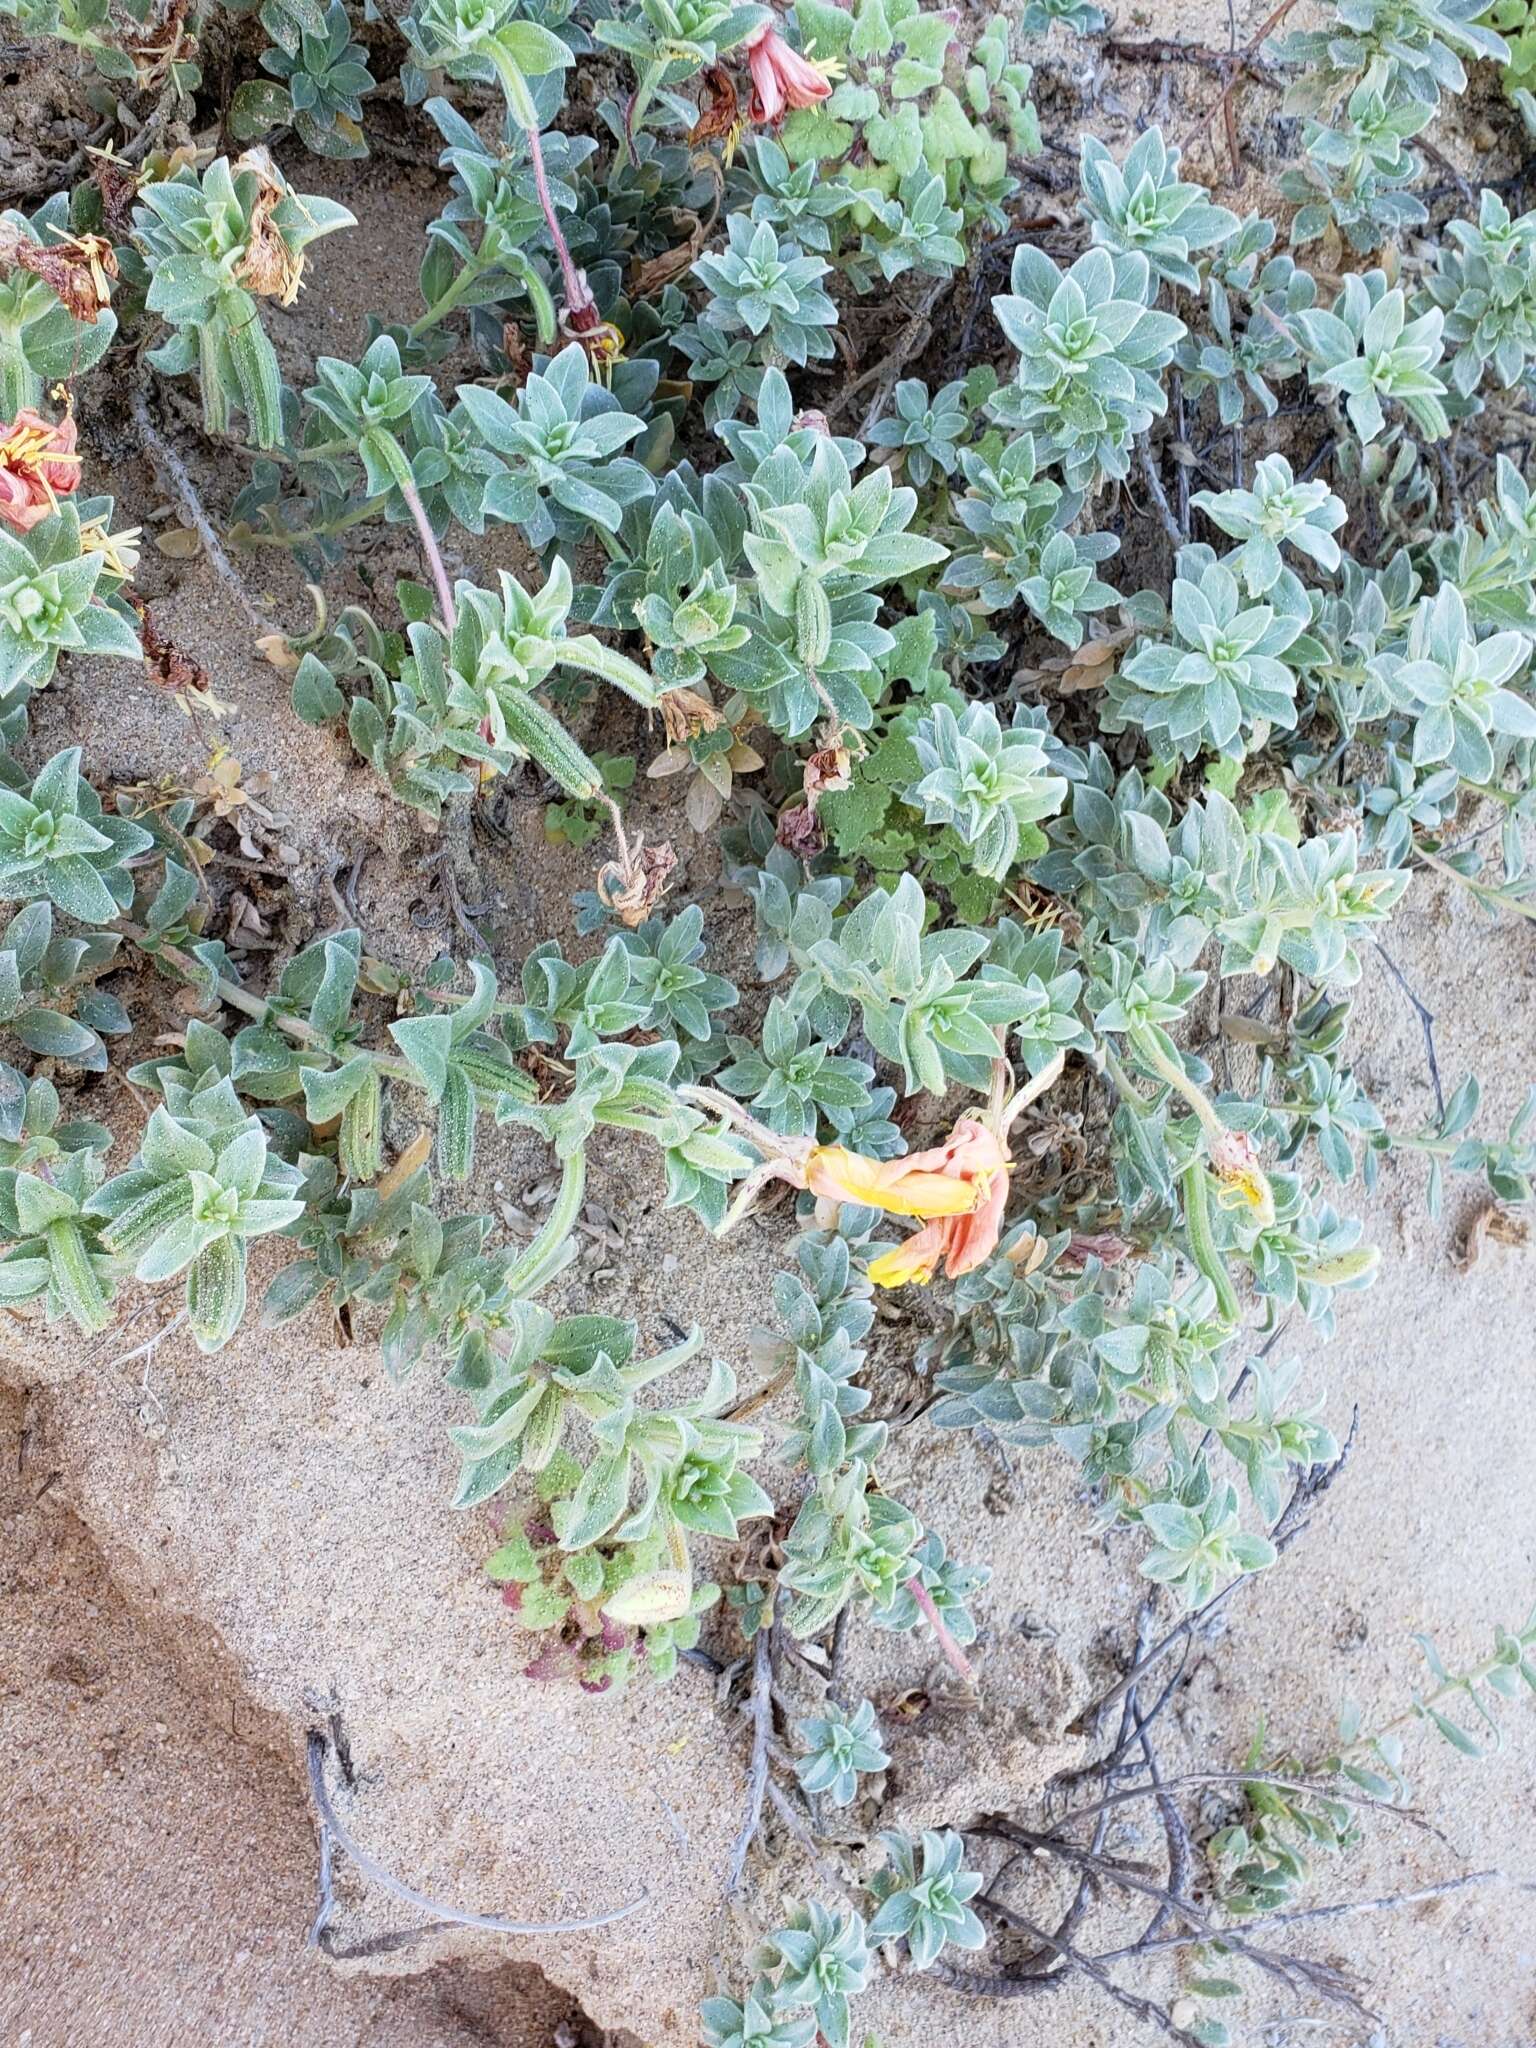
left=775, top=803, right=824, bottom=861
left=232, top=148, right=305, bottom=305
left=133, top=598, right=231, bottom=717
left=597, top=837, right=679, bottom=927
left=689, top=65, right=741, bottom=147
left=803, top=743, right=851, bottom=806
left=660, top=687, right=725, bottom=747
left=5, top=230, right=117, bottom=325
left=88, top=148, right=142, bottom=234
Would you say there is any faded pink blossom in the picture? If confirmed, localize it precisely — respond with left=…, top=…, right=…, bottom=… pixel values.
left=0, top=408, right=80, bottom=532
left=744, top=19, right=835, bottom=123
left=863, top=1119, right=1013, bottom=1287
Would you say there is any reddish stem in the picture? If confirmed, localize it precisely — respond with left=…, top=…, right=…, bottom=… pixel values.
left=520, top=113, right=595, bottom=328
left=396, top=471, right=456, bottom=632
left=906, top=1575, right=975, bottom=1685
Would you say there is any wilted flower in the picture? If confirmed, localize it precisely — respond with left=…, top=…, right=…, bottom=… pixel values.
left=561, top=300, right=627, bottom=378
left=132, top=597, right=230, bottom=716
left=743, top=19, right=838, bottom=123
left=1058, top=1229, right=1132, bottom=1271
left=192, top=747, right=257, bottom=820
left=78, top=518, right=142, bottom=580
left=0, top=408, right=81, bottom=532
left=231, top=148, right=307, bottom=305
left=597, top=835, right=678, bottom=926
left=776, top=801, right=824, bottom=860
left=803, top=743, right=851, bottom=804
left=88, top=146, right=141, bottom=233
left=678, top=1088, right=975, bottom=1241
left=660, top=687, right=725, bottom=746
left=1207, top=1126, right=1276, bottom=1228
left=7, top=229, right=117, bottom=323
left=689, top=64, right=743, bottom=156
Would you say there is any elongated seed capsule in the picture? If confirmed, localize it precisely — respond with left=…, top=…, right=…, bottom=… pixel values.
left=1178, top=1160, right=1240, bottom=1328
left=795, top=577, right=832, bottom=669
left=97, top=1177, right=197, bottom=1260
left=494, top=688, right=605, bottom=802
left=46, top=1218, right=113, bottom=1333
left=340, top=1065, right=383, bottom=1183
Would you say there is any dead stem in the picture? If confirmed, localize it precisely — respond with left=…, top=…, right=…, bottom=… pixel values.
left=305, top=1730, right=647, bottom=1949
left=1135, top=435, right=1184, bottom=548
left=129, top=386, right=271, bottom=634
left=724, top=1623, right=774, bottom=1897
left=1093, top=1868, right=1536, bottom=1964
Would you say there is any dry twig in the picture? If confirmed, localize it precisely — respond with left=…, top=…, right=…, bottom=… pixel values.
left=724, top=1623, right=774, bottom=1898
left=306, top=1730, right=646, bottom=1956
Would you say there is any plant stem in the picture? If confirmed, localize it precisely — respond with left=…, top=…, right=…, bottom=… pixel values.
left=1460, top=778, right=1521, bottom=811
left=406, top=259, right=484, bottom=342
left=1415, top=844, right=1536, bottom=925
left=1128, top=1024, right=1226, bottom=1147
left=1330, top=1617, right=1536, bottom=1766
left=407, top=248, right=558, bottom=351
left=373, top=430, right=456, bottom=631
left=235, top=494, right=389, bottom=547
left=118, top=921, right=416, bottom=1084
left=618, top=57, right=662, bottom=170
left=905, top=1575, right=976, bottom=1685
left=486, top=44, right=594, bottom=326
left=398, top=473, right=457, bottom=633
left=1179, top=1159, right=1241, bottom=1326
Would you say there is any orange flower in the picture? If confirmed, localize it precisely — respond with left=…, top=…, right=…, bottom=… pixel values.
left=744, top=20, right=837, bottom=122
left=681, top=1050, right=1067, bottom=1283
left=0, top=409, right=81, bottom=533
left=805, top=1135, right=989, bottom=1221
left=862, top=1120, right=1012, bottom=1287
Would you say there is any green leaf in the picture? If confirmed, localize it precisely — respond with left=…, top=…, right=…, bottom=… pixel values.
left=389, top=1013, right=455, bottom=1100
left=292, top=654, right=345, bottom=725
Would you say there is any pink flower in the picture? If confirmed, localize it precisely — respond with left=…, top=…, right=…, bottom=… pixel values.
left=744, top=19, right=835, bottom=123
left=0, top=408, right=80, bottom=533
left=862, top=1119, right=1012, bottom=1288
left=680, top=1051, right=1066, bottom=1263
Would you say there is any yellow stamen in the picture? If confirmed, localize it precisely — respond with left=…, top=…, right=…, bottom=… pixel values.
left=1214, top=1165, right=1276, bottom=1230
left=78, top=519, right=142, bottom=579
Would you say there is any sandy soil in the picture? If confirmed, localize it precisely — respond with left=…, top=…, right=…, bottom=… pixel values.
left=1, top=2, right=1534, bottom=2044
left=0, top=1396, right=598, bottom=2048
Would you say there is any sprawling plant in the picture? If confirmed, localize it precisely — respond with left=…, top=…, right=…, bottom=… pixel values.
left=2, top=3, right=1534, bottom=2036
left=133, top=154, right=354, bottom=446
left=990, top=244, right=1185, bottom=490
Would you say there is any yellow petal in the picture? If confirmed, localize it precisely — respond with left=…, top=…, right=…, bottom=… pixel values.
left=867, top=1239, right=941, bottom=1288
left=805, top=1146, right=977, bottom=1219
